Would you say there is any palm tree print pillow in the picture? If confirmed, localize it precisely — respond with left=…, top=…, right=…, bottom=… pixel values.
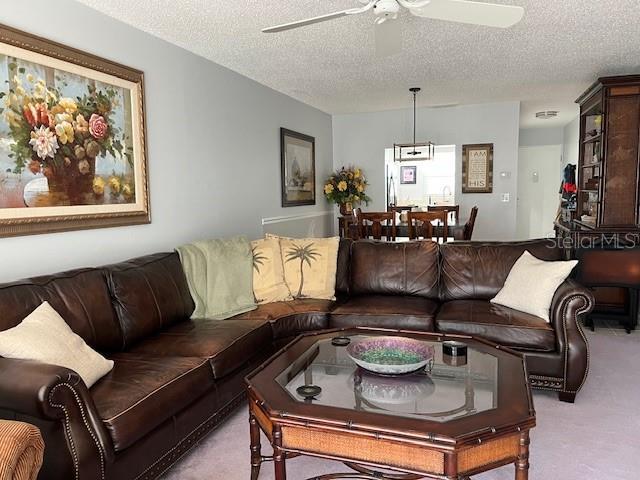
left=267, top=235, right=340, bottom=301
left=251, top=238, right=293, bottom=304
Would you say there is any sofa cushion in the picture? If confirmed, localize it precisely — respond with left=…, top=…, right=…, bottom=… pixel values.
left=92, top=354, right=214, bottom=451
left=351, top=241, right=439, bottom=299
left=330, top=295, right=437, bottom=331
left=251, top=238, right=293, bottom=304
left=0, top=268, right=122, bottom=351
left=336, top=238, right=352, bottom=296
left=491, top=252, right=578, bottom=321
left=105, top=252, right=195, bottom=348
left=269, top=235, right=340, bottom=300
left=0, top=302, right=114, bottom=388
left=235, top=299, right=333, bottom=339
left=435, top=300, right=556, bottom=352
left=126, top=318, right=272, bottom=379
left=440, top=239, right=562, bottom=301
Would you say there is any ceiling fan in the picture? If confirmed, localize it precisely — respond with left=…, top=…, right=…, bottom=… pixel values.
left=262, top=0, right=524, bottom=56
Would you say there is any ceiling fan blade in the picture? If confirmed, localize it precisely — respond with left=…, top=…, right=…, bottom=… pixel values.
left=262, top=1, right=376, bottom=33
left=262, top=10, right=351, bottom=33
left=375, top=20, right=403, bottom=57
left=410, top=0, right=524, bottom=28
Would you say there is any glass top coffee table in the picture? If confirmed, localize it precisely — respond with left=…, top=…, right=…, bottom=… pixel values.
left=245, top=328, right=535, bottom=480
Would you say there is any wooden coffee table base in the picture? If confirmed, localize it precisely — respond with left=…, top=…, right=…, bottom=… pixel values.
left=249, top=406, right=530, bottom=480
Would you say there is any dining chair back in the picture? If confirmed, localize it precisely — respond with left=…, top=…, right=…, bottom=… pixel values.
left=427, top=204, right=460, bottom=224
left=387, top=205, right=415, bottom=224
left=356, top=209, right=396, bottom=241
left=407, top=211, right=448, bottom=243
left=463, top=206, right=479, bottom=240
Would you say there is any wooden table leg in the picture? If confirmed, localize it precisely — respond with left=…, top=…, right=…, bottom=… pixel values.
left=273, top=427, right=287, bottom=480
left=249, top=411, right=262, bottom=480
left=515, top=430, right=530, bottom=480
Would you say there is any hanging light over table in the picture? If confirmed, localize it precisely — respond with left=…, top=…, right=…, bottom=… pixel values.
left=394, top=87, right=435, bottom=162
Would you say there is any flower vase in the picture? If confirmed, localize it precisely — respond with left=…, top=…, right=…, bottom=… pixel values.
left=44, top=157, right=96, bottom=205
left=339, top=202, right=353, bottom=216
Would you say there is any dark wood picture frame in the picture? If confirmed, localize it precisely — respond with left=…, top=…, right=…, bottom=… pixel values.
left=280, top=128, right=316, bottom=207
left=400, top=165, right=417, bottom=184
left=0, top=23, right=150, bottom=238
left=462, top=143, right=494, bottom=194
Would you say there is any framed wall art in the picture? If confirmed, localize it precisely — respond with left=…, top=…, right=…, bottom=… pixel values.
left=462, top=143, right=493, bottom=193
left=281, top=128, right=315, bottom=207
left=0, top=23, right=149, bottom=237
left=400, top=165, right=417, bottom=184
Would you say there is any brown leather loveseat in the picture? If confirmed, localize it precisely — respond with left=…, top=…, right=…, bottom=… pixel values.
left=0, top=238, right=593, bottom=479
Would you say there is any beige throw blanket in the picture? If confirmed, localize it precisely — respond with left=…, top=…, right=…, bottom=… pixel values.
left=176, top=236, right=257, bottom=319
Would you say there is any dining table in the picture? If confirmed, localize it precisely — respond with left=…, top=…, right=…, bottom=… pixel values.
left=344, top=217, right=465, bottom=241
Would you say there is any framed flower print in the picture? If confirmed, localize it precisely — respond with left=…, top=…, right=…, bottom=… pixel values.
left=400, top=165, right=417, bottom=184
left=0, top=23, right=149, bottom=237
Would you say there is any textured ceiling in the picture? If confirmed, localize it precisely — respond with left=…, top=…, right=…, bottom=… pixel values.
left=75, top=0, right=640, bottom=128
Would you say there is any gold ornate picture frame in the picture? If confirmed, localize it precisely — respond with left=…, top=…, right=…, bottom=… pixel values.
left=462, top=143, right=493, bottom=194
left=0, top=23, right=149, bottom=237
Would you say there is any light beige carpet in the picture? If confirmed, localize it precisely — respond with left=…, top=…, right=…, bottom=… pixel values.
left=163, top=329, right=640, bottom=479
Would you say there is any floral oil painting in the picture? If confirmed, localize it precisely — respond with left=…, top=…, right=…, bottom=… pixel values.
left=0, top=24, right=149, bottom=237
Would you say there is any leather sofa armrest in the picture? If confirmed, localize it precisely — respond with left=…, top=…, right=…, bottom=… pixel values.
left=0, top=357, right=114, bottom=478
left=549, top=279, right=595, bottom=396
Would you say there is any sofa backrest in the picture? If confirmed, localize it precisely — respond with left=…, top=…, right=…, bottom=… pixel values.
left=0, top=268, right=123, bottom=351
left=104, top=252, right=194, bottom=349
left=335, top=238, right=352, bottom=296
left=440, top=239, right=562, bottom=301
left=350, top=240, right=440, bottom=299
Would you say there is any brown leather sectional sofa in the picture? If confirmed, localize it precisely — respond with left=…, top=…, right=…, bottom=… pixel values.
left=0, top=238, right=593, bottom=479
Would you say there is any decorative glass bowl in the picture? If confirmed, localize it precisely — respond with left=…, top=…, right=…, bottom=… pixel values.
left=346, top=336, right=435, bottom=375
left=352, top=370, right=435, bottom=406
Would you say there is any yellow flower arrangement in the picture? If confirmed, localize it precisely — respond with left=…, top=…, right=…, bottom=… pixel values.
left=323, top=166, right=371, bottom=206
left=2, top=67, right=130, bottom=184
left=55, top=121, right=74, bottom=144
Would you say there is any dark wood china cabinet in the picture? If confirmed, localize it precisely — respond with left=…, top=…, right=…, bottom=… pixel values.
left=575, top=75, right=640, bottom=229
left=555, top=75, right=640, bottom=331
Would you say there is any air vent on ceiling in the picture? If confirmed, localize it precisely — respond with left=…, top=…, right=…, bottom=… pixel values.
left=535, top=110, right=559, bottom=120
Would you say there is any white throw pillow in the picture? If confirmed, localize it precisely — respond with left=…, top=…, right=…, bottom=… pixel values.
left=0, top=302, right=114, bottom=387
left=491, top=251, right=578, bottom=322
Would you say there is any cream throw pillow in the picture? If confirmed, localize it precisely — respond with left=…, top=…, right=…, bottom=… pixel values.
left=251, top=238, right=293, bottom=304
left=267, top=234, right=339, bottom=301
left=490, top=251, right=578, bottom=322
left=0, top=302, right=114, bottom=387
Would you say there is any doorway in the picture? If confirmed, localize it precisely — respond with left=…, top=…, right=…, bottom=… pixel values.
left=384, top=145, right=456, bottom=209
left=516, top=145, right=562, bottom=239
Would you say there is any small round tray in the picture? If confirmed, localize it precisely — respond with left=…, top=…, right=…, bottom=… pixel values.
left=331, top=336, right=351, bottom=346
left=296, top=385, right=322, bottom=399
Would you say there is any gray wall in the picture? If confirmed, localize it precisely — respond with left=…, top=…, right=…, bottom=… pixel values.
left=333, top=102, right=521, bottom=240
left=519, top=127, right=564, bottom=147
left=0, top=0, right=333, bottom=282
left=562, top=117, right=580, bottom=167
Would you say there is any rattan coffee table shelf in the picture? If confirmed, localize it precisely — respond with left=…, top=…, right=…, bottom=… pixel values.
left=245, top=328, right=535, bottom=480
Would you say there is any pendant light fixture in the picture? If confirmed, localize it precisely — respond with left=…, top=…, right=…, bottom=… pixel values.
left=393, top=87, right=435, bottom=162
